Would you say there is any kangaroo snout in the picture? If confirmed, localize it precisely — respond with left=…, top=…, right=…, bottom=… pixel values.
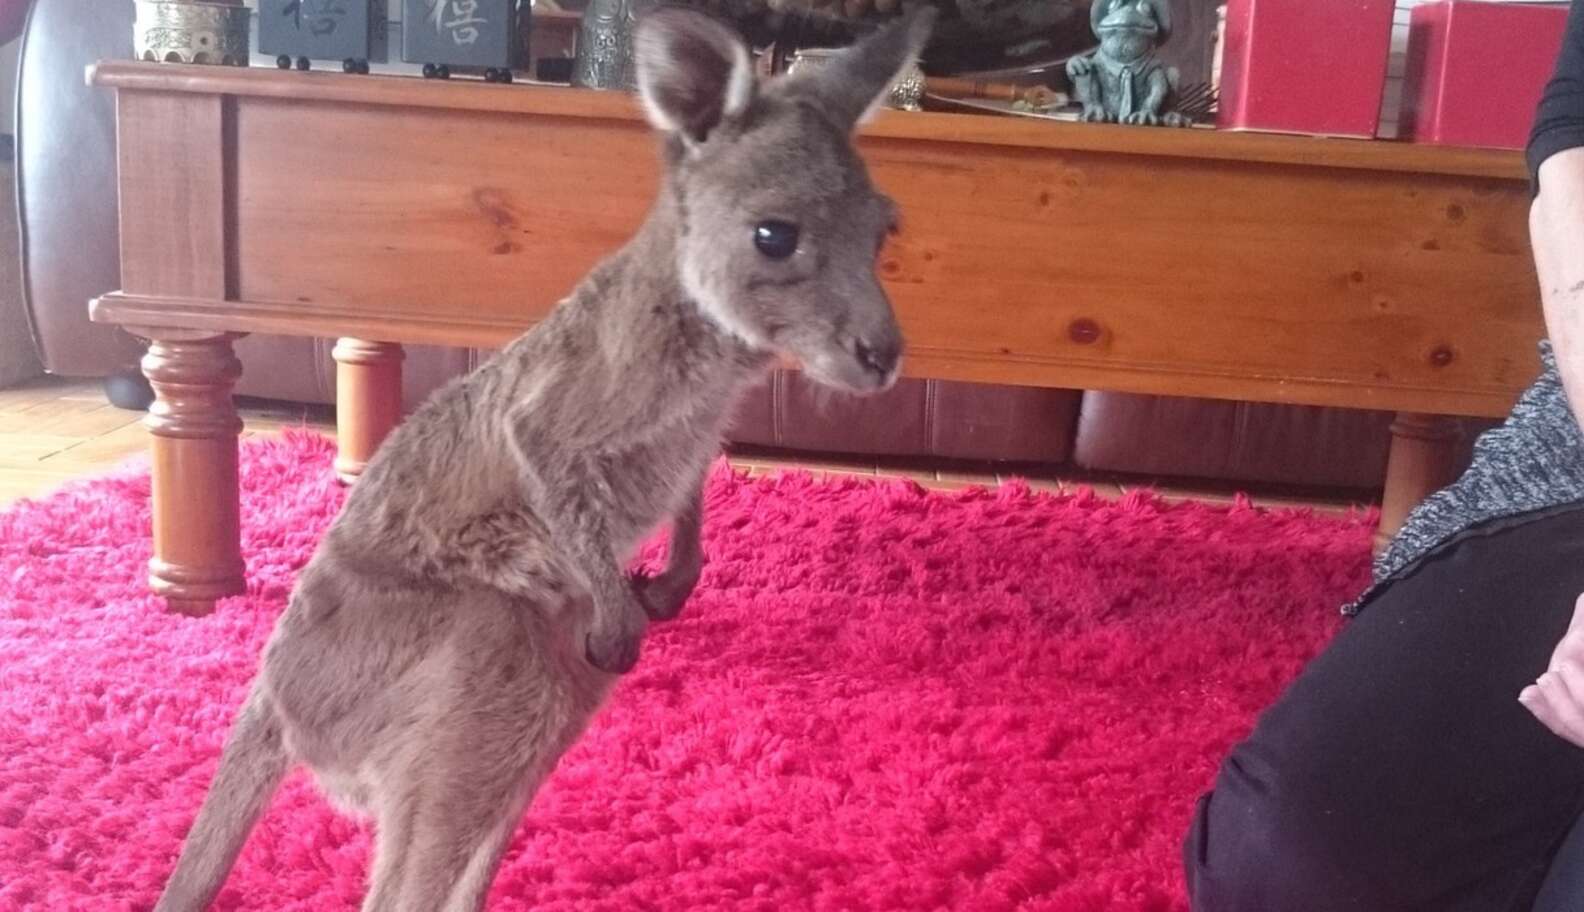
left=854, top=337, right=900, bottom=380
left=851, top=325, right=903, bottom=391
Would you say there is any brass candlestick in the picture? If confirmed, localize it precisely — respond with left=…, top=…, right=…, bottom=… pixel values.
left=134, top=0, right=251, bottom=66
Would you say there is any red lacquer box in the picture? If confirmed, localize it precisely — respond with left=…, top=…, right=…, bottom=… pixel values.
left=1216, top=0, right=1396, bottom=138
left=1400, top=0, right=1570, bottom=151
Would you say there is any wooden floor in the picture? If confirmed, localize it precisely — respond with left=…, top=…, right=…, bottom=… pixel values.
left=0, top=375, right=325, bottom=505
left=0, top=375, right=1367, bottom=515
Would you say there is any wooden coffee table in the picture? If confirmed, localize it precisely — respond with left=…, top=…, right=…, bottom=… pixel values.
left=87, top=61, right=1544, bottom=615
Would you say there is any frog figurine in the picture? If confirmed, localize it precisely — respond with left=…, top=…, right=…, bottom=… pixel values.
left=1064, top=0, right=1190, bottom=127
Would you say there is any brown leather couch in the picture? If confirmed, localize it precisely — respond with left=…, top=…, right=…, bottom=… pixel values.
left=14, top=0, right=1407, bottom=491
left=0, top=138, right=40, bottom=388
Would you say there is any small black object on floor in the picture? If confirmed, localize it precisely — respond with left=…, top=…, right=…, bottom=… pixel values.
left=104, top=369, right=154, bottom=412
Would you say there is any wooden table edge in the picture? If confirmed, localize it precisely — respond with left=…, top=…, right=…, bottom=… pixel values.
left=86, top=60, right=1529, bottom=181
left=92, top=292, right=1526, bottom=419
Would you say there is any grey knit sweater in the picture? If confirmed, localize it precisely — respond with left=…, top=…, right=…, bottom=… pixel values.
left=1346, top=341, right=1584, bottom=616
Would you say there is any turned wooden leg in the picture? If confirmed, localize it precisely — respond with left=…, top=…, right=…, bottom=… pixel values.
left=1375, top=412, right=1462, bottom=554
left=140, top=331, right=247, bottom=616
left=332, top=338, right=404, bottom=483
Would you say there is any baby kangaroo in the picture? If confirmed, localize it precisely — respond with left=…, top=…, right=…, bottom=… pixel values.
left=152, top=6, right=934, bottom=912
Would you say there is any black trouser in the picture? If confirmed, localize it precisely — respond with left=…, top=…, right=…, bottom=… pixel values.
left=1184, top=507, right=1584, bottom=911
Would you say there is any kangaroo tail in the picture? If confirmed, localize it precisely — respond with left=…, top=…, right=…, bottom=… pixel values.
left=153, top=684, right=292, bottom=912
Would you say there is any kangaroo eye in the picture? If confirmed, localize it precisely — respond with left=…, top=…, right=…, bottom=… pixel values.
left=753, top=221, right=800, bottom=260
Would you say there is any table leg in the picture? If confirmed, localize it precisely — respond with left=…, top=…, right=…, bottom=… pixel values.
left=140, top=331, right=247, bottom=616
left=332, top=338, right=405, bottom=483
left=1375, top=412, right=1462, bottom=554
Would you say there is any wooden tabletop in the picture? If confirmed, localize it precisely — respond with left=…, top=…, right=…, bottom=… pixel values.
left=87, top=61, right=1528, bottom=181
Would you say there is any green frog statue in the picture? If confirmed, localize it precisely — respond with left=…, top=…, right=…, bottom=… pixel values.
left=1065, top=0, right=1190, bottom=127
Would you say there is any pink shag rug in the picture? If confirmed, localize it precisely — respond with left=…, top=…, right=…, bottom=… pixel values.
left=0, top=431, right=1375, bottom=911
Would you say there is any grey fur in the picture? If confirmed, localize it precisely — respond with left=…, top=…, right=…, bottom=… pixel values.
left=151, top=7, right=936, bottom=911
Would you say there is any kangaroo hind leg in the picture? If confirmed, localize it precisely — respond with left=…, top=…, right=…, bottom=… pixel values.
left=359, top=757, right=547, bottom=912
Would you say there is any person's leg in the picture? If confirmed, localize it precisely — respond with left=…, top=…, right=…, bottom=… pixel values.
left=1532, top=811, right=1584, bottom=912
left=1185, top=507, right=1584, bottom=912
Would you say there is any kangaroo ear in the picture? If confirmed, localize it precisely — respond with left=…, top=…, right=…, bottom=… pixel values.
left=634, top=7, right=755, bottom=147
left=794, top=6, right=936, bottom=129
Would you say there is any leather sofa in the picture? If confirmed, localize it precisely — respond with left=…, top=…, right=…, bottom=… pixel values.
left=0, top=137, right=40, bottom=388
left=14, top=0, right=1416, bottom=492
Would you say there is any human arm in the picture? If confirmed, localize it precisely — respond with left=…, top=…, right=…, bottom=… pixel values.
left=1520, top=3, right=1584, bottom=745
left=1530, top=149, right=1584, bottom=434
left=1528, top=1, right=1584, bottom=433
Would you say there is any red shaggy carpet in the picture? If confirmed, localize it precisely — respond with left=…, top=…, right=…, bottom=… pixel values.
left=0, top=431, right=1374, bottom=911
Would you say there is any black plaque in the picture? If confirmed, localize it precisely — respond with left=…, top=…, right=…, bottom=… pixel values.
left=401, top=0, right=519, bottom=69
left=260, top=0, right=385, bottom=63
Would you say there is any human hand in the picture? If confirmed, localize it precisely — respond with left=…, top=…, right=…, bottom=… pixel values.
left=1519, top=593, right=1584, bottom=749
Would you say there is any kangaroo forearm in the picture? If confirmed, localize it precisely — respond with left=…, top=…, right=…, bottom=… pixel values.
left=508, top=416, right=627, bottom=596
left=666, top=478, right=705, bottom=571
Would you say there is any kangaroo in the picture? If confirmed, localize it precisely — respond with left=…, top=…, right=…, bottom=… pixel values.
left=151, top=6, right=935, bottom=911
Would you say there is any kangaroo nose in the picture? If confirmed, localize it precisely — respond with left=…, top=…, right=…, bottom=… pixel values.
left=854, top=339, right=900, bottom=378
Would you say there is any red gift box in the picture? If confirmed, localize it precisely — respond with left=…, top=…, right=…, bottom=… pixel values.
left=1216, top=0, right=1396, bottom=138
left=1401, top=0, right=1570, bottom=151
